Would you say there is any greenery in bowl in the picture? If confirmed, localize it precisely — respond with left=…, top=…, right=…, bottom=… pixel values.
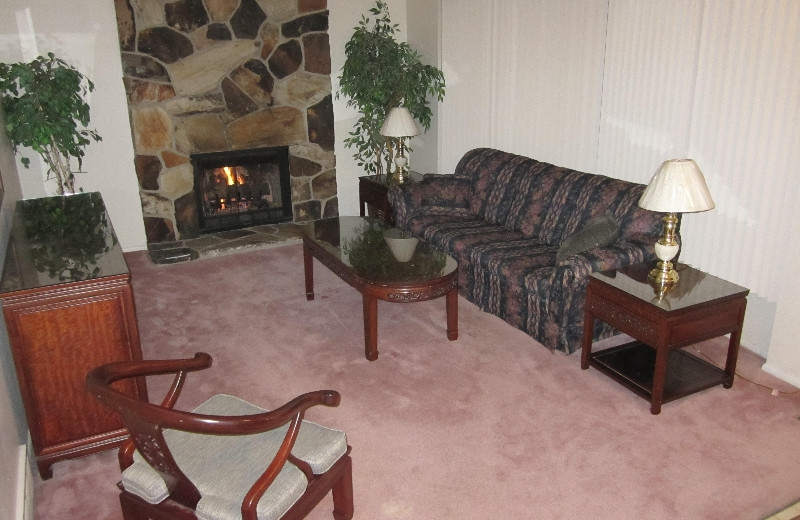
left=342, top=221, right=446, bottom=281
left=338, top=0, right=446, bottom=177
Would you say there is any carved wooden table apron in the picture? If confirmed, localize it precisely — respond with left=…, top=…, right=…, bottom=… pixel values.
left=302, top=217, right=458, bottom=361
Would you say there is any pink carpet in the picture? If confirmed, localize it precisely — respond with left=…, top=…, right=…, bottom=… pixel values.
left=34, top=244, right=800, bottom=519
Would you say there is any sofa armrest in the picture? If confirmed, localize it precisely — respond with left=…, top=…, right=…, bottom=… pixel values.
left=388, top=174, right=471, bottom=228
left=550, top=239, right=655, bottom=291
left=529, top=240, right=655, bottom=353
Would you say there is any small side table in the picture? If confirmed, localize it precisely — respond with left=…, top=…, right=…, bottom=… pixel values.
left=358, top=172, right=423, bottom=224
left=581, top=263, right=748, bottom=414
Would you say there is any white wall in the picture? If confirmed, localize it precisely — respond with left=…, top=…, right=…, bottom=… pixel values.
left=405, top=0, right=441, bottom=174
left=0, top=96, right=29, bottom=520
left=0, top=1, right=147, bottom=252
left=439, top=0, right=800, bottom=385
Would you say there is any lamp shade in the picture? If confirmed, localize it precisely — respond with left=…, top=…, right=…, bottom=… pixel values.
left=380, top=107, right=422, bottom=138
left=638, top=159, right=715, bottom=213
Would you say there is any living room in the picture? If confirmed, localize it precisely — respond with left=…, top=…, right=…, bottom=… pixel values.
left=1, top=0, right=799, bottom=518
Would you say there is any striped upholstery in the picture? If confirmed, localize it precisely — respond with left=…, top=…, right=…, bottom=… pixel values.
left=121, top=394, right=348, bottom=520
left=389, top=148, right=664, bottom=353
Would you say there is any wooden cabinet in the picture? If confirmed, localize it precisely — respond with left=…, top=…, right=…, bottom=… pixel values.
left=0, top=193, right=147, bottom=479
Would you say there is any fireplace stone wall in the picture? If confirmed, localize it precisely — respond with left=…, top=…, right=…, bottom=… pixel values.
left=114, top=0, right=337, bottom=244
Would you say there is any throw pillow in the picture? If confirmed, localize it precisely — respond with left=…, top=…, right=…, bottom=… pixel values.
left=556, top=215, right=619, bottom=263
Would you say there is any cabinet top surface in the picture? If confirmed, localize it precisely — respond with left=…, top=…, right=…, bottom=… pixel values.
left=360, top=171, right=424, bottom=186
left=0, top=192, right=128, bottom=294
left=591, top=263, right=749, bottom=311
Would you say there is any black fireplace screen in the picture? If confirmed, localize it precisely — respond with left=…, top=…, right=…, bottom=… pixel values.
left=192, top=147, right=292, bottom=233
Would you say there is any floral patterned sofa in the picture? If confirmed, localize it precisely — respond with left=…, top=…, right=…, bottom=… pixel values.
left=387, top=148, right=665, bottom=354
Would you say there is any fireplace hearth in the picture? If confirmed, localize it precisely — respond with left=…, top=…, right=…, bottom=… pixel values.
left=192, top=147, right=292, bottom=234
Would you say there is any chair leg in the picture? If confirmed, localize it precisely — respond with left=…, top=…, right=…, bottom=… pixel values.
left=331, top=455, right=354, bottom=520
left=119, top=493, right=150, bottom=520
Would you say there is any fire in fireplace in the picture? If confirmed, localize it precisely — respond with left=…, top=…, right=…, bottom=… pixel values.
left=191, top=146, right=292, bottom=234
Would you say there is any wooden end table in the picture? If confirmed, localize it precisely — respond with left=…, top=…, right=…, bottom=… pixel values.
left=581, top=263, right=748, bottom=414
left=358, top=172, right=423, bottom=224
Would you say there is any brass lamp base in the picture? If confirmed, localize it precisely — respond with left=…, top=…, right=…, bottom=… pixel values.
left=649, top=260, right=679, bottom=285
left=649, top=212, right=681, bottom=285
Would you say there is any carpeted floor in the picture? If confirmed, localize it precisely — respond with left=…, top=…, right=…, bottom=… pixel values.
left=34, top=243, right=800, bottom=519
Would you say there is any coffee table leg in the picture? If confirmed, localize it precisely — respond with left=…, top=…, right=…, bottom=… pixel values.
left=362, top=294, right=379, bottom=361
left=446, top=286, right=458, bottom=340
left=303, top=241, right=314, bottom=301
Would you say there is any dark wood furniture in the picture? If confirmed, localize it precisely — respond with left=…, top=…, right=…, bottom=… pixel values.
left=358, top=172, right=422, bottom=223
left=0, top=193, right=146, bottom=478
left=581, top=262, right=748, bottom=414
left=303, top=216, right=458, bottom=361
left=87, top=352, right=354, bottom=520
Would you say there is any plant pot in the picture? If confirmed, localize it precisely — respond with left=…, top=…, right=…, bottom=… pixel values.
left=383, top=228, right=419, bottom=262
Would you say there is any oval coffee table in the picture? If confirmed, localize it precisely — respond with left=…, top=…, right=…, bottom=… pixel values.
left=302, top=216, right=458, bottom=361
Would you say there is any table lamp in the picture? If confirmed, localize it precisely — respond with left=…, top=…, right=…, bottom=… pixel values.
left=638, top=159, right=715, bottom=285
left=380, top=107, right=421, bottom=183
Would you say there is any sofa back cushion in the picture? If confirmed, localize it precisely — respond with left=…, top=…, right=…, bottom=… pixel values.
left=454, top=148, right=662, bottom=246
left=454, top=148, right=547, bottom=227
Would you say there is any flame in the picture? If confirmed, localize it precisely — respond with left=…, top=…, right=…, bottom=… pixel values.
left=223, top=166, right=236, bottom=186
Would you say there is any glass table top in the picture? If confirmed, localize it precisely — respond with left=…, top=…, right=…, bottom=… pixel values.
left=1, top=192, right=126, bottom=293
left=303, top=216, right=457, bottom=283
left=591, top=262, right=749, bottom=311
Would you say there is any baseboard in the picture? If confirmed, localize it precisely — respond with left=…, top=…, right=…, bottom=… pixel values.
left=15, top=438, right=34, bottom=520
left=762, top=361, right=800, bottom=388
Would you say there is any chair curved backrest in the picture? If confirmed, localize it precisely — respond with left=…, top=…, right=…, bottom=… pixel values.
left=87, top=352, right=353, bottom=520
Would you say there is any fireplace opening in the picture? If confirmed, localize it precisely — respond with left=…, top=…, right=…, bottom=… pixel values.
left=192, top=147, right=292, bottom=234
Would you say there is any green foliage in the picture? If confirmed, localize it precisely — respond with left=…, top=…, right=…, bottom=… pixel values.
left=0, top=53, right=102, bottom=194
left=337, top=1, right=445, bottom=175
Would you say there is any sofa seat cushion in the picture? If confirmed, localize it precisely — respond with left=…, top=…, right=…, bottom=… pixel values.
left=121, top=394, right=348, bottom=520
left=409, top=216, right=557, bottom=284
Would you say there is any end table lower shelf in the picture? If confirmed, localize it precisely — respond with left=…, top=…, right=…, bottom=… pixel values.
left=589, top=342, right=728, bottom=406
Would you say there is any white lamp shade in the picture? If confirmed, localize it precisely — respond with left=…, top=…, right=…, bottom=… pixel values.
left=638, top=159, right=715, bottom=213
left=380, top=107, right=422, bottom=138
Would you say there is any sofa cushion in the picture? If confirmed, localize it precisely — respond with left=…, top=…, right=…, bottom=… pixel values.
left=556, top=215, right=619, bottom=263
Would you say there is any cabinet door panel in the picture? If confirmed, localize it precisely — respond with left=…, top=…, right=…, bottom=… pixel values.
left=14, top=292, right=139, bottom=449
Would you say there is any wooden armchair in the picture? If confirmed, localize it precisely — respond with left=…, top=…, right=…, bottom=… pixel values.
left=86, top=352, right=353, bottom=520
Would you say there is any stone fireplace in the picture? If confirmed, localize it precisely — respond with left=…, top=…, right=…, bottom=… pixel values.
left=113, top=0, right=338, bottom=245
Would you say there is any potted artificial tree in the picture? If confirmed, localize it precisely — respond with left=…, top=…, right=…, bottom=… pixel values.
left=0, top=52, right=101, bottom=195
left=0, top=53, right=113, bottom=281
left=338, top=0, right=446, bottom=178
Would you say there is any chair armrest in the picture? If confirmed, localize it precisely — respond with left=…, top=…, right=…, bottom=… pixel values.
left=388, top=174, right=471, bottom=227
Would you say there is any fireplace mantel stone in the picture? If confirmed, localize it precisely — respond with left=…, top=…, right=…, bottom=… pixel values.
left=115, top=0, right=337, bottom=245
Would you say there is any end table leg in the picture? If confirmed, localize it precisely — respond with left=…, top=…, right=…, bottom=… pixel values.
left=581, top=312, right=595, bottom=370
left=650, top=347, right=669, bottom=415
left=362, top=294, right=379, bottom=361
left=724, top=327, right=743, bottom=388
left=446, top=286, right=458, bottom=341
left=303, top=241, right=314, bottom=301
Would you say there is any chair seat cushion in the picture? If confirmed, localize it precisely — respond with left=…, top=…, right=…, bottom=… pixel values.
left=121, top=394, right=348, bottom=520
